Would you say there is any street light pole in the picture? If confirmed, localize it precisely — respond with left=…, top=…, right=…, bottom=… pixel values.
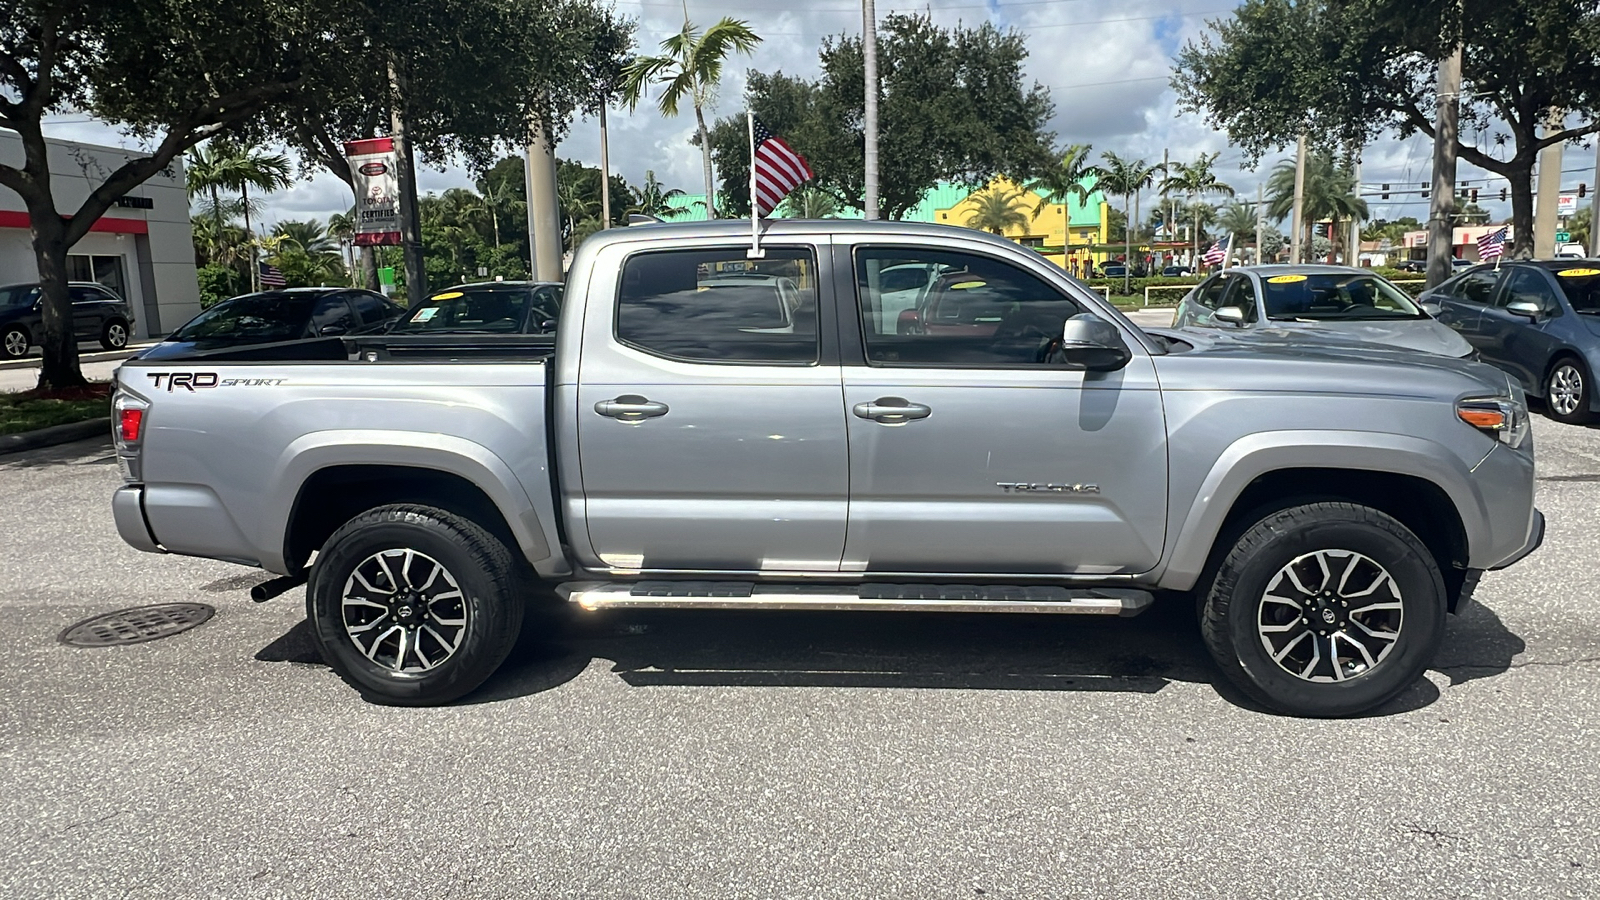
left=1290, top=134, right=1307, bottom=264
left=1425, top=46, right=1461, bottom=289
left=863, top=0, right=880, bottom=220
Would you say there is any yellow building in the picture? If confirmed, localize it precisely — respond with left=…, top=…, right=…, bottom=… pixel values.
left=932, top=177, right=1111, bottom=273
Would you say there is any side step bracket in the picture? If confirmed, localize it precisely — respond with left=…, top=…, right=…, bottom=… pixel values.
left=559, top=581, right=1153, bottom=617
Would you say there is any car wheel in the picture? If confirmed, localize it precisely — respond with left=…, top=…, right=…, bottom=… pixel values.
left=99, top=318, right=130, bottom=351
left=1199, top=503, right=1446, bottom=718
left=306, top=504, right=527, bottom=706
left=2, top=326, right=28, bottom=359
left=1544, top=357, right=1592, bottom=424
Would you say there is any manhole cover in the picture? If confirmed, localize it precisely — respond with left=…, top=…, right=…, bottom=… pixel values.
left=59, top=603, right=215, bottom=647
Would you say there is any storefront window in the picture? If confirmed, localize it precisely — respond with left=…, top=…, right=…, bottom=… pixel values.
left=66, top=254, right=129, bottom=299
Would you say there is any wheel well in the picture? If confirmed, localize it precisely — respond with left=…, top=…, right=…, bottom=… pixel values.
left=1215, top=468, right=1472, bottom=611
left=3, top=322, right=28, bottom=338
left=1543, top=351, right=1586, bottom=390
left=283, top=465, right=517, bottom=572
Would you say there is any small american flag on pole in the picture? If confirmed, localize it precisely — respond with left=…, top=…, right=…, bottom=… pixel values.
left=750, top=116, right=813, bottom=217
left=1202, top=239, right=1229, bottom=267
left=1478, top=225, right=1509, bottom=260
left=259, top=262, right=287, bottom=287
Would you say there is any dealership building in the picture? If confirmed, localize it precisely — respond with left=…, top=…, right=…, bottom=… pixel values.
left=1, top=131, right=200, bottom=339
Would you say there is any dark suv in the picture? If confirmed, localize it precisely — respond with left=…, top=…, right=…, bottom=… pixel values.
left=1, top=281, right=136, bottom=359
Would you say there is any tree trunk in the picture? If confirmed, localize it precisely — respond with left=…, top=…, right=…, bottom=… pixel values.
left=1509, top=159, right=1537, bottom=259
left=360, top=246, right=380, bottom=292
left=695, top=103, right=716, bottom=220
left=243, top=183, right=257, bottom=292
left=29, top=211, right=87, bottom=391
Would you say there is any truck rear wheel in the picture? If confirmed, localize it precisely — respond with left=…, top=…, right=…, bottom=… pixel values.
left=306, top=504, right=525, bottom=705
left=1199, top=503, right=1446, bottom=717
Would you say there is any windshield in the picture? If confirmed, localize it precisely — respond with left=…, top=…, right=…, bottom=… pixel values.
left=1553, top=267, right=1600, bottom=313
left=0, top=285, right=39, bottom=308
left=391, top=287, right=558, bottom=333
left=1261, top=273, right=1423, bottom=320
left=172, top=293, right=316, bottom=342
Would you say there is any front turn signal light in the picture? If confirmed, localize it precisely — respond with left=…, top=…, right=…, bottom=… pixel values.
left=1458, top=398, right=1529, bottom=449
left=1457, top=407, right=1505, bottom=429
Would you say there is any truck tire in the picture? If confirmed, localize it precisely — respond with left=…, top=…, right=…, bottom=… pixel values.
left=306, top=503, right=526, bottom=706
left=1199, top=503, right=1446, bottom=717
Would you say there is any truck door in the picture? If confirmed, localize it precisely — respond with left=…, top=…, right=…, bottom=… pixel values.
left=839, top=243, right=1168, bottom=575
left=572, top=243, right=849, bottom=573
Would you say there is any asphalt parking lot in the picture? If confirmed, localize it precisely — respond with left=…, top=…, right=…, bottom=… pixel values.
left=2, top=417, right=1597, bottom=898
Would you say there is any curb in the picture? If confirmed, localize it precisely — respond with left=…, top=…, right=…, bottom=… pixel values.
left=0, top=417, right=111, bottom=455
left=0, top=346, right=154, bottom=371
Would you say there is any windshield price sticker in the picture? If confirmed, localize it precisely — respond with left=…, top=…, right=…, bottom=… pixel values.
left=1557, top=268, right=1600, bottom=278
left=414, top=307, right=440, bottom=322
left=1267, top=274, right=1309, bottom=284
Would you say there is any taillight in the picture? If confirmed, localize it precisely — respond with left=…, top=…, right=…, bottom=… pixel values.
left=119, top=407, right=144, bottom=442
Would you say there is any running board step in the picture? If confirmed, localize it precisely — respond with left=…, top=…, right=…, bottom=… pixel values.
left=558, top=581, right=1153, bottom=617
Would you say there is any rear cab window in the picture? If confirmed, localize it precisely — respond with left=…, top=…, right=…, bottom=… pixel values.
left=615, top=248, right=819, bottom=364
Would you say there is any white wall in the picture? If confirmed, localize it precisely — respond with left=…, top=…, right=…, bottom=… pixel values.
left=0, top=130, right=200, bottom=338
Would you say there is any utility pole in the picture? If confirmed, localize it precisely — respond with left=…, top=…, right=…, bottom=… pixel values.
left=1255, top=181, right=1265, bottom=264
left=1425, top=46, right=1461, bottom=289
left=387, top=58, right=427, bottom=301
left=1349, top=152, right=1363, bottom=265
left=1534, top=109, right=1565, bottom=259
left=1290, top=134, right=1307, bottom=264
left=1162, top=148, right=1170, bottom=261
left=525, top=118, right=563, bottom=282
left=599, top=104, right=612, bottom=230
left=862, top=0, right=880, bottom=220
left=1591, top=131, right=1600, bottom=258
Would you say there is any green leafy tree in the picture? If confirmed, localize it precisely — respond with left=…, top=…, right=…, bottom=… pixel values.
left=628, top=170, right=687, bottom=218
left=621, top=16, right=762, bottom=220
left=964, top=186, right=1030, bottom=235
left=187, top=143, right=293, bottom=290
left=1161, top=152, right=1235, bottom=259
left=706, top=13, right=1055, bottom=220
left=779, top=185, right=843, bottom=219
left=1265, top=150, right=1367, bottom=262
left=1216, top=200, right=1259, bottom=240
left=1174, top=0, right=1600, bottom=259
left=1023, top=143, right=1100, bottom=220
left=269, top=219, right=346, bottom=286
left=1095, top=152, right=1164, bottom=289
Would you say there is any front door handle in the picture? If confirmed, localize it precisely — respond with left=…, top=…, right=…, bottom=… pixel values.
left=852, top=397, right=931, bottom=424
left=595, top=395, right=669, bottom=421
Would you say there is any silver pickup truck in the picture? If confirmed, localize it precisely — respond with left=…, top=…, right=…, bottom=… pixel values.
left=109, top=220, right=1542, bottom=717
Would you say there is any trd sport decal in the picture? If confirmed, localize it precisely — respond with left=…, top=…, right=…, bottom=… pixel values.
left=148, top=373, right=286, bottom=391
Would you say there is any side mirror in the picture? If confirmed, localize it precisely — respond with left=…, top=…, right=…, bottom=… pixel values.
left=319, top=324, right=348, bottom=336
left=1420, top=300, right=1443, bottom=317
left=1213, top=306, right=1247, bottom=327
left=539, top=319, right=558, bottom=332
left=1059, top=314, right=1131, bottom=371
left=895, top=308, right=922, bottom=335
left=1505, top=299, right=1542, bottom=320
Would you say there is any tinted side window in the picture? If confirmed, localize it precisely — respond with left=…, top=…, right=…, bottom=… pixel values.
left=616, top=248, right=818, bottom=364
left=349, top=292, right=396, bottom=326
left=68, top=286, right=105, bottom=303
left=1499, top=268, right=1559, bottom=312
left=857, top=247, right=1083, bottom=367
left=310, top=296, right=356, bottom=334
left=1193, top=276, right=1227, bottom=310
left=1449, top=269, right=1501, bottom=306
left=1220, top=276, right=1259, bottom=321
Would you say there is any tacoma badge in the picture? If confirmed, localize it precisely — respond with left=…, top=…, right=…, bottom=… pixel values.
left=996, top=482, right=1100, bottom=494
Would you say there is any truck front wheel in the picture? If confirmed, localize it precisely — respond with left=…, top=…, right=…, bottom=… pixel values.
left=1199, top=503, right=1446, bottom=717
left=307, top=504, right=525, bottom=705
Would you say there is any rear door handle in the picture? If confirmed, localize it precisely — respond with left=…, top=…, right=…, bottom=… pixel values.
left=852, top=397, right=931, bottom=424
left=595, top=395, right=669, bottom=421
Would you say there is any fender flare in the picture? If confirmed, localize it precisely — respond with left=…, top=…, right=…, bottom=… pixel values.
left=1157, top=429, right=1485, bottom=591
left=263, top=430, right=560, bottom=575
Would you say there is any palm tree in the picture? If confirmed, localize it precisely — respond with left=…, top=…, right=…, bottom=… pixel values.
left=621, top=17, right=762, bottom=220
left=779, top=185, right=842, bottom=219
left=628, top=170, right=687, bottom=218
left=1023, top=143, right=1100, bottom=220
left=1096, top=152, right=1163, bottom=291
left=187, top=143, right=293, bottom=290
left=1161, top=152, right=1235, bottom=262
left=964, top=186, right=1029, bottom=236
left=1216, top=200, right=1258, bottom=239
left=271, top=219, right=337, bottom=255
left=1267, top=151, right=1367, bottom=263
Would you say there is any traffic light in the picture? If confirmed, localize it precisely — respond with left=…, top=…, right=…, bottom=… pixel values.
left=1501, top=188, right=1508, bottom=202
left=1470, top=188, right=1479, bottom=203
left=1381, top=183, right=1390, bottom=199
left=1582, top=183, right=1589, bottom=199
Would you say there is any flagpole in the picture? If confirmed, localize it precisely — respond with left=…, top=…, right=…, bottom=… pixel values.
left=1222, top=233, right=1236, bottom=271
left=747, top=110, right=764, bottom=260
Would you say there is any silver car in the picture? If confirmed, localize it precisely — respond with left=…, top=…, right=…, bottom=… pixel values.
left=1173, top=265, right=1473, bottom=358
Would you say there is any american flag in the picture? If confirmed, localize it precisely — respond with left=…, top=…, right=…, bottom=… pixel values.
left=1478, top=225, right=1509, bottom=260
left=259, top=262, right=286, bottom=287
left=1202, top=239, right=1228, bottom=266
left=751, top=117, right=813, bottom=217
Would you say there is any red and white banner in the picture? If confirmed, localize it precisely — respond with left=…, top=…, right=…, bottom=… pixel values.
left=344, top=137, right=401, bottom=246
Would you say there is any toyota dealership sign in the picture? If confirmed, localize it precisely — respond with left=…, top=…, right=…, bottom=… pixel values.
left=344, top=137, right=401, bottom=246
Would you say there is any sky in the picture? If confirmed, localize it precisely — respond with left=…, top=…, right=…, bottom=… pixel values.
left=35, top=0, right=1598, bottom=232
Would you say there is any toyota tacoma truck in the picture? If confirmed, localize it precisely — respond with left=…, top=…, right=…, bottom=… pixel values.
left=108, top=220, right=1542, bottom=717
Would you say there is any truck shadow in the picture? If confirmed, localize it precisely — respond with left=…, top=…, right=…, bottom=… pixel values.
left=255, top=593, right=1526, bottom=716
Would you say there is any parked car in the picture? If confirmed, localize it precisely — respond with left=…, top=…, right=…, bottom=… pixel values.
left=111, top=219, right=1540, bottom=717
left=1100, top=263, right=1128, bottom=278
left=1171, top=265, right=1473, bottom=358
left=1395, top=260, right=1427, bottom=274
left=1418, top=260, right=1600, bottom=423
left=1, top=281, right=136, bottom=359
left=390, top=281, right=562, bottom=335
left=138, top=287, right=401, bottom=361
left=1161, top=265, right=1193, bottom=277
